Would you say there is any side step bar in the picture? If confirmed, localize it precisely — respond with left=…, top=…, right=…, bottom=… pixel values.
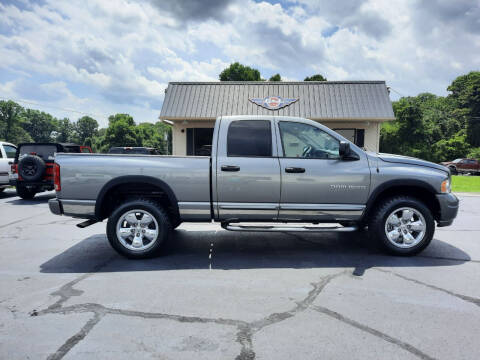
left=77, top=219, right=98, bottom=228
left=221, top=223, right=358, bottom=232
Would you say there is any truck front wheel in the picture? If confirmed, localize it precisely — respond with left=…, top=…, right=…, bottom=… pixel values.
left=106, top=199, right=172, bottom=259
left=368, top=196, right=435, bottom=256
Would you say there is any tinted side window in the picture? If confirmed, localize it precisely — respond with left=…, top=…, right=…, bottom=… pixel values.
left=227, top=120, right=272, bottom=157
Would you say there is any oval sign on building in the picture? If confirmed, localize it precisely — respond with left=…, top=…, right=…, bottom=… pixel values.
left=249, top=96, right=298, bottom=110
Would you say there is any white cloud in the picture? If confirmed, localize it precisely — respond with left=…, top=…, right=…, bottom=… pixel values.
left=0, top=0, right=479, bottom=126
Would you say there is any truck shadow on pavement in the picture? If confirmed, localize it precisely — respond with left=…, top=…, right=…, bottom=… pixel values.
left=40, top=229, right=471, bottom=275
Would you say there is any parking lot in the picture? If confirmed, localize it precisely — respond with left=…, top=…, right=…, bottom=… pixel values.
left=0, top=189, right=479, bottom=360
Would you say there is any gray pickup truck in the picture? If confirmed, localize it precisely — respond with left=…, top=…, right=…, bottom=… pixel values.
left=49, top=115, right=459, bottom=258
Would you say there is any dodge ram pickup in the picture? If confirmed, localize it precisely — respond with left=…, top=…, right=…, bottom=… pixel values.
left=48, top=115, right=459, bottom=258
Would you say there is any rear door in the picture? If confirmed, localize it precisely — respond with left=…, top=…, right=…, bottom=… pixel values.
left=215, top=117, right=281, bottom=221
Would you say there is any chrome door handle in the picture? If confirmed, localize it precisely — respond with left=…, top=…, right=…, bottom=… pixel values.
left=285, top=167, right=305, bottom=173
left=221, top=165, right=240, bottom=172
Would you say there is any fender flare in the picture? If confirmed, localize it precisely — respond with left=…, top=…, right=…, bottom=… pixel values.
left=95, top=175, right=179, bottom=220
left=363, top=178, right=438, bottom=219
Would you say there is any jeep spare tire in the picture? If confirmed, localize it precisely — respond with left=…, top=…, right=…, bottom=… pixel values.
left=18, top=155, right=46, bottom=182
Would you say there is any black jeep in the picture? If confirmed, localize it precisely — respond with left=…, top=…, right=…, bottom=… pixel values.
left=10, top=143, right=92, bottom=199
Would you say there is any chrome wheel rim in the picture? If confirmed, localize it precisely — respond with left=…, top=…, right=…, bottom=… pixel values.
left=116, top=209, right=159, bottom=251
left=384, top=207, right=426, bottom=249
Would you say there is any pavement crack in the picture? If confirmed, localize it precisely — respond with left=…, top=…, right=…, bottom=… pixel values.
left=36, top=269, right=347, bottom=360
left=312, top=305, right=437, bottom=360
left=46, top=312, right=104, bottom=360
left=250, top=271, right=346, bottom=330
left=44, top=255, right=117, bottom=311
left=375, top=268, right=480, bottom=307
left=233, top=270, right=347, bottom=359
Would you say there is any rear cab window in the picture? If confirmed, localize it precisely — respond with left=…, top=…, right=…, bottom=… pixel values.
left=227, top=120, right=272, bottom=157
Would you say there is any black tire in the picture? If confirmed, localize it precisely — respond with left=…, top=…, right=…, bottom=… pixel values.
left=368, top=196, right=435, bottom=256
left=18, top=155, right=46, bottom=182
left=16, top=185, right=37, bottom=199
left=106, top=199, right=172, bottom=259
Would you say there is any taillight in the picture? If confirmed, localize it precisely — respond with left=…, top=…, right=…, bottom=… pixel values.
left=11, top=164, right=17, bottom=174
left=53, top=163, right=61, bottom=191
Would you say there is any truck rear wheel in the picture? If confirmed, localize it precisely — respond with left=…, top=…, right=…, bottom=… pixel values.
left=106, top=199, right=172, bottom=259
left=368, top=196, right=434, bottom=256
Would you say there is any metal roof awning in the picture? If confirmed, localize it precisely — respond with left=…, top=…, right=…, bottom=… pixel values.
left=160, top=81, right=395, bottom=121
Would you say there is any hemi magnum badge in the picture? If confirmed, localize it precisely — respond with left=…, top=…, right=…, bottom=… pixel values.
left=249, top=96, right=298, bottom=110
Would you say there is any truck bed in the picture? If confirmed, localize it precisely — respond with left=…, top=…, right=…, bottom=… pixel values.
left=55, top=153, right=211, bottom=203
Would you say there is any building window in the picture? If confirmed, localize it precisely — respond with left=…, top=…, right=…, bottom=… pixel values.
left=227, top=120, right=272, bottom=157
left=186, top=128, right=214, bottom=156
left=334, top=128, right=365, bottom=148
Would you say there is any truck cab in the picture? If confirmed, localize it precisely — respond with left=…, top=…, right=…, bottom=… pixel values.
left=211, top=116, right=369, bottom=222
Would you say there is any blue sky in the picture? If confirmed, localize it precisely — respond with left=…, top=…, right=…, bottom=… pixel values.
left=0, top=0, right=479, bottom=126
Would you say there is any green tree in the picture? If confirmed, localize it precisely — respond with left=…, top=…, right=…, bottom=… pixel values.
left=447, top=71, right=480, bottom=146
left=219, top=62, right=262, bottom=81
left=0, top=100, right=25, bottom=143
left=108, top=113, right=135, bottom=127
left=22, top=109, right=57, bottom=142
left=304, top=74, right=327, bottom=81
left=54, top=118, right=76, bottom=143
left=103, top=113, right=139, bottom=150
left=467, top=147, right=480, bottom=159
left=76, top=116, right=99, bottom=144
left=269, top=73, right=281, bottom=81
left=432, top=132, right=471, bottom=161
left=91, top=128, right=107, bottom=152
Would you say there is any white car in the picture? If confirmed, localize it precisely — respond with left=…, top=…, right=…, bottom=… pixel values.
left=0, top=141, right=17, bottom=192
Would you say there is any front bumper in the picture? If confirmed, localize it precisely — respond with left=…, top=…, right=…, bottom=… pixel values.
left=436, top=193, right=459, bottom=227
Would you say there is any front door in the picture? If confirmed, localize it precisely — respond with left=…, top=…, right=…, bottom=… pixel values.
left=215, top=118, right=281, bottom=221
left=276, top=120, right=370, bottom=222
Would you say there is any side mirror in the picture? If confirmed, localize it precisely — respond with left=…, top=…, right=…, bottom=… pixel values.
left=339, top=141, right=351, bottom=158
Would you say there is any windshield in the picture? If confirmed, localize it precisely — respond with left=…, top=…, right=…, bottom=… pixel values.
left=452, top=159, right=463, bottom=163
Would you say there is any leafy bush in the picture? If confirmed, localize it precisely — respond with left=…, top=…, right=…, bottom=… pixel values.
left=467, top=147, right=480, bottom=159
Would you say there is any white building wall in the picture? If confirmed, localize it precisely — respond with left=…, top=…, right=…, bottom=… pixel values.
left=172, top=120, right=214, bottom=156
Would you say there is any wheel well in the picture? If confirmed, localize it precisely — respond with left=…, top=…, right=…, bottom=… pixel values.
left=364, top=185, right=440, bottom=222
left=97, top=182, right=179, bottom=224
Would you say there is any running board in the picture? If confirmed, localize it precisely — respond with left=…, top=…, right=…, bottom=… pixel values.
left=221, top=223, right=358, bottom=232
left=76, top=219, right=98, bottom=228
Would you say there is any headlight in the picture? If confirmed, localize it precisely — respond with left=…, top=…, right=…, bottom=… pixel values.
left=441, top=178, right=451, bottom=193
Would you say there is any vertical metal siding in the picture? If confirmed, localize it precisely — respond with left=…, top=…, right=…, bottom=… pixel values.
left=160, top=81, right=394, bottom=120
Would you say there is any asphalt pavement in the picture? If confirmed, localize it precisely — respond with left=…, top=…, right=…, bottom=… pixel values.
left=0, top=188, right=479, bottom=360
